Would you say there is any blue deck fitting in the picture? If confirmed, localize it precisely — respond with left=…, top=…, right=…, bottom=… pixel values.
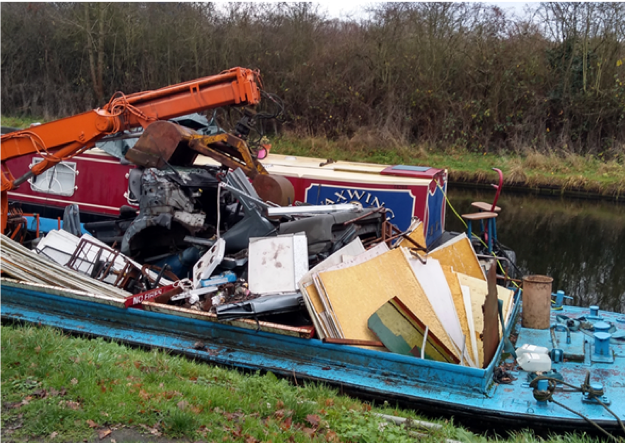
left=587, top=305, right=603, bottom=321
left=551, top=290, right=573, bottom=310
left=551, top=324, right=571, bottom=344
left=550, top=348, right=563, bottom=363
left=535, top=379, right=549, bottom=405
left=591, top=332, right=614, bottom=363
left=582, top=382, right=611, bottom=405
left=593, top=321, right=610, bottom=333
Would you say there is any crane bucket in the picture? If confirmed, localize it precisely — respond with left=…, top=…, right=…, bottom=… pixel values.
left=125, top=121, right=199, bottom=169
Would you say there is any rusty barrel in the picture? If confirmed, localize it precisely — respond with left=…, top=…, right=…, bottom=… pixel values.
left=522, top=275, right=553, bottom=329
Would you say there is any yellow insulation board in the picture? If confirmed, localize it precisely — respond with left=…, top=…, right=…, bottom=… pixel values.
left=316, top=248, right=457, bottom=356
left=397, top=221, right=427, bottom=250
left=430, top=234, right=485, bottom=281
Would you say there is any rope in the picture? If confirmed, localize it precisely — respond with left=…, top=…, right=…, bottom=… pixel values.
left=438, top=181, right=467, bottom=230
left=529, top=375, right=625, bottom=442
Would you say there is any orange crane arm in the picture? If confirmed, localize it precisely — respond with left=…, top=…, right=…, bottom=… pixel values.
left=1, top=67, right=263, bottom=232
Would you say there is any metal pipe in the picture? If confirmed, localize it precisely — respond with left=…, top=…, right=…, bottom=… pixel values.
left=267, top=203, right=362, bottom=217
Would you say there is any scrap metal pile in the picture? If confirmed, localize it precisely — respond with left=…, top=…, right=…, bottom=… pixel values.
left=2, top=152, right=514, bottom=371
left=1, top=163, right=390, bottom=322
left=1, top=114, right=513, bottom=369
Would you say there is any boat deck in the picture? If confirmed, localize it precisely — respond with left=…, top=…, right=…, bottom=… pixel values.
left=2, top=277, right=624, bottom=434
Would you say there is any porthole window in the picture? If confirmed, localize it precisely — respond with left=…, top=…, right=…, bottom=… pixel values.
left=29, top=158, right=77, bottom=197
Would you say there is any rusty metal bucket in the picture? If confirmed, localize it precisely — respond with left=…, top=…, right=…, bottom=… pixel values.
left=522, top=275, right=553, bottom=329
left=125, top=121, right=199, bottom=168
left=126, top=120, right=294, bottom=206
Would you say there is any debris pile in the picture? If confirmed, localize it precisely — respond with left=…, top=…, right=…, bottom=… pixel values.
left=1, top=161, right=514, bottom=369
left=1, top=234, right=130, bottom=300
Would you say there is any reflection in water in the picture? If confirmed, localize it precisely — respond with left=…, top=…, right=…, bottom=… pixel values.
left=446, top=188, right=625, bottom=313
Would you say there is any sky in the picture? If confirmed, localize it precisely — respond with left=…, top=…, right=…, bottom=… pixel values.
left=211, top=2, right=535, bottom=21
left=318, top=1, right=533, bottom=19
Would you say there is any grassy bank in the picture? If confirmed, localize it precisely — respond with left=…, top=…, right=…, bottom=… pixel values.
left=271, top=136, right=625, bottom=200
left=3, top=114, right=624, bottom=200
left=0, top=323, right=607, bottom=443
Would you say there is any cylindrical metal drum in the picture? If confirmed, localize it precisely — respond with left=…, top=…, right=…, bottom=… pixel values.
left=522, top=275, right=553, bottom=329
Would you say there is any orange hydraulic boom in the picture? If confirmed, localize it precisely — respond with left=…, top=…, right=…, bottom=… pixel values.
left=1, top=68, right=263, bottom=233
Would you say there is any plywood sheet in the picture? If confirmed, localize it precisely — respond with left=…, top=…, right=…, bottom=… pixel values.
left=457, top=272, right=515, bottom=368
left=319, top=241, right=389, bottom=274
left=369, top=297, right=459, bottom=364
left=429, top=233, right=485, bottom=281
left=298, top=238, right=366, bottom=340
left=405, top=256, right=465, bottom=356
left=311, top=273, right=344, bottom=338
left=298, top=238, right=366, bottom=289
left=482, top=263, right=500, bottom=368
left=301, top=281, right=328, bottom=339
left=461, top=284, right=480, bottom=367
left=442, top=265, right=476, bottom=367
left=317, top=247, right=457, bottom=355
left=311, top=241, right=390, bottom=339
left=499, top=284, right=515, bottom=328
left=397, top=220, right=427, bottom=250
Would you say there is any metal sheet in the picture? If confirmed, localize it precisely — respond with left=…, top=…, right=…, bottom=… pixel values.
left=267, top=203, right=362, bottom=217
left=248, top=233, right=308, bottom=295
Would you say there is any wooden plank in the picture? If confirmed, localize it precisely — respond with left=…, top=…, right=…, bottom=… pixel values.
left=322, top=337, right=385, bottom=347
left=301, top=281, right=329, bottom=339
left=482, top=263, right=500, bottom=368
left=142, top=301, right=315, bottom=339
left=0, top=278, right=126, bottom=309
left=457, top=272, right=515, bottom=368
left=441, top=265, right=476, bottom=367
left=461, top=284, right=480, bottom=367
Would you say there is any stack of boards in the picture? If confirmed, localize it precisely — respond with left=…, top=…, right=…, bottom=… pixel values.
left=298, top=221, right=515, bottom=368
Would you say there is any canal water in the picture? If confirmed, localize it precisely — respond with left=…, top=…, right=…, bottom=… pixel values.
left=446, top=187, right=625, bottom=314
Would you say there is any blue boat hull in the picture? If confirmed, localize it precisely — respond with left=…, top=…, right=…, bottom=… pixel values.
left=2, top=278, right=624, bottom=434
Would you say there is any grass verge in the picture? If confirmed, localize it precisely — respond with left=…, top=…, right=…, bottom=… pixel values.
left=1, top=323, right=608, bottom=443
left=0, top=115, right=44, bottom=129
left=2, top=116, right=624, bottom=199
left=271, top=135, right=625, bottom=200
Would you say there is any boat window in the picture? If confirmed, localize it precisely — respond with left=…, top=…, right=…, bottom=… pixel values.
left=29, top=158, right=77, bottom=197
